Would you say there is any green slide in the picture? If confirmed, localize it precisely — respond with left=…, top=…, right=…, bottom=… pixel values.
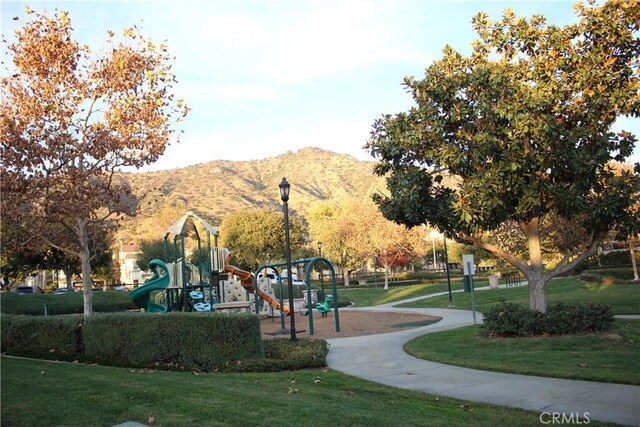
left=130, top=259, right=170, bottom=313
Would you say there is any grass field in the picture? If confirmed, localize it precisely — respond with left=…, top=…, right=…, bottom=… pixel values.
left=399, top=278, right=640, bottom=314
left=405, top=319, right=640, bottom=385
left=1, top=357, right=555, bottom=427
left=340, top=280, right=472, bottom=307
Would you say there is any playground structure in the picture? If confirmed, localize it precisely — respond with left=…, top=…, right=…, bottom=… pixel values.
left=129, top=211, right=340, bottom=334
left=130, top=259, right=170, bottom=313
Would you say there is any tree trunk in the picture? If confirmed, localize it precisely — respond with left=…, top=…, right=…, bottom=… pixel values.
left=528, top=276, right=547, bottom=313
left=64, top=267, right=74, bottom=289
left=384, top=265, right=389, bottom=290
left=344, top=270, right=351, bottom=287
left=78, top=218, right=93, bottom=316
left=524, top=218, right=547, bottom=313
left=630, top=238, right=639, bottom=282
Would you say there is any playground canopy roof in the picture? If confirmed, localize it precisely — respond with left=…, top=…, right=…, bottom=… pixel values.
left=164, top=211, right=218, bottom=240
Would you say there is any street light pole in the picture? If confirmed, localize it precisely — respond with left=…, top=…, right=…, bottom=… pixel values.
left=443, top=232, right=453, bottom=307
left=430, top=230, right=437, bottom=269
left=317, top=241, right=324, bottom=298
left=279, top=177, right=296, bottom=342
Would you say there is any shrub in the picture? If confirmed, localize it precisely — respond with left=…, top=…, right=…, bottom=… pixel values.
left=1, top=314, right=83, bottom=358
left=580, top=268, right=637, bottom=283
left=482, top=302, right=545, bottom=337
left=0, top=312, right=329, bottom=372
left=0, top=291, right=136, bottom=316
left=599, top=250, right=639, bottom=268
left=83, top=312, right=262, bottom=371
left=483, top=301, right=613, bottom=337
left=545, top=303, right=614, bottom=334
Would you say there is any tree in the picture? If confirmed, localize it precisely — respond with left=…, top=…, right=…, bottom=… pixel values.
left=219, top=208, right=307, bottom=270
left=365, top=205, right=423, bottom=289
left=1, top=8, right=189, bottom=315
left=308, top=199, right=424, bottom=287
left=307, top=200, right=369, bottom=286
left=366, top=0, right=640, bottom=312
left=606, top=162, right=640, bottom=281
left=136, top=238, right=168, bottom=272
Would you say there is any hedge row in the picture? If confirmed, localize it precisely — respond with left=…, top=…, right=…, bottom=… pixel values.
left=580, top=268, right=639, bottom=284
left=483, top=302, right=614, bottom=337
left=2, top=312, right=261, bottom=371
left=1, top=312, right=329, bottom=372
left=83, top=312, right=263, bottom=371
left=1, top=291, right=136, bottom=316
left=1, top=314, right=84, bottom=359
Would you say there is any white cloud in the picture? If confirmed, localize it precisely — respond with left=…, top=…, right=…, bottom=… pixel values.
left=176, top=82, right=282, bottom=102
left=155, top=1, right=429, bottom=85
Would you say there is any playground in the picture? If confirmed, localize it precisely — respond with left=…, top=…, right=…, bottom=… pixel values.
left=129, top=211, right=342, bottom=336
left=260, top=310, right=439, bottom=339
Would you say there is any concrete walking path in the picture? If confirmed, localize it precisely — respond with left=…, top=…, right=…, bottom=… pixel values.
left=327, top=291, right=640, bottom=426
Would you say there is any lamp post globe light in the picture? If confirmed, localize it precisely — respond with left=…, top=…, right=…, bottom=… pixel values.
left=279, top=177, right=296, bottom=342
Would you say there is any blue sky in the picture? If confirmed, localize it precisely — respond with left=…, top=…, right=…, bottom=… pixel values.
left=2, top=0, right=638, bottom=171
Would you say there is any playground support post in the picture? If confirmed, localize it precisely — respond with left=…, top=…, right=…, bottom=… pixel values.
left=280, top=177, right=296, bottom=342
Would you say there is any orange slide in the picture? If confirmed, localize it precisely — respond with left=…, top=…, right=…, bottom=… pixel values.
left=224, top=265, right=290, bottom=316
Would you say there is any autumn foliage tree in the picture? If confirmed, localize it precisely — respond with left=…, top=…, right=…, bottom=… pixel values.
left=307, top=199, right=424, bottom=287
left=366, top=0, right=639, bottom=312
left=1, top=8, right=189, bottom=315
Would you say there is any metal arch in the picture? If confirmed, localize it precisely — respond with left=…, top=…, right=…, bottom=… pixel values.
left=255, top=256, right=340, bottom=336
left=304, top=257, right=340, bottom=335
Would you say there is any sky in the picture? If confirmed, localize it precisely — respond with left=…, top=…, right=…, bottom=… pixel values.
left=2, top=0, right=639, bottom=172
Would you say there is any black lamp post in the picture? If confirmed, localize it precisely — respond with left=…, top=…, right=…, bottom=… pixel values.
left=279, top=177, right=296, bottom=342
left=317, top=241, right=324, bottom=297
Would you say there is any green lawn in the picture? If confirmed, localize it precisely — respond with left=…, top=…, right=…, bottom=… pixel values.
left=405, top=319, right=640, bottom=385
left=0, top=357, right=558, bottom=427
left=399, top=278, right=640, bottom=314
left=340, top=280, right=468, bottom=307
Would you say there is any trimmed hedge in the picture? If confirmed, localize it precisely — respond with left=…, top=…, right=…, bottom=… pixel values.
left=1, top=315, right=83, bottom=358
left=580, top=268, right=638, bottom=284
left=483, top=301, right=614, bottom=337
left=1, top=291, right=136, bottom=316
left=1, top=312, right=329, bottom=372
left=83, top=312, right=262, bottom=371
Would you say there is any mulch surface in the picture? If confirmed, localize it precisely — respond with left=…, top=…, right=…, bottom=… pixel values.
left=260, top=310, right=440, bottom=340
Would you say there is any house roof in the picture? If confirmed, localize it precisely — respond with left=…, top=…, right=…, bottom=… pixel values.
left=121, top=244, right=140, bottom=253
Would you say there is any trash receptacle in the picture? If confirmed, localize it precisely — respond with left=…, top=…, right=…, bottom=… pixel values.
left=489, top=275, right=499, bottom=289
left=463, top=275, right=472, bottom=292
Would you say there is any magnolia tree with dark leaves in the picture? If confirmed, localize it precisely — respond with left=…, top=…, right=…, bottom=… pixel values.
left=366, top=0, right=640, bottom=312
left=1, top=8, right=189, bottom=315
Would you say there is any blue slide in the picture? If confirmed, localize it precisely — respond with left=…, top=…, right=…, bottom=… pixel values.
left=130, top=259, right=170, bottom=313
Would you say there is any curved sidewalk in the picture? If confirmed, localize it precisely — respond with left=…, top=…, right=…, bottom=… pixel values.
left=327, top=305, right=640, bottom=426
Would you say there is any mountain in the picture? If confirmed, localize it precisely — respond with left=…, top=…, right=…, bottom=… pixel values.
left=116, top=147, right=387, bottom=242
